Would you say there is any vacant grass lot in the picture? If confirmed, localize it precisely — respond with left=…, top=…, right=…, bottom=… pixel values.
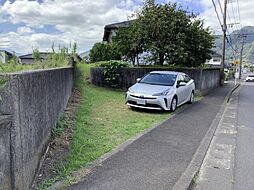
left=37, top=63, right=202, bottom=189
left=60, top=63, right=171, bottom=175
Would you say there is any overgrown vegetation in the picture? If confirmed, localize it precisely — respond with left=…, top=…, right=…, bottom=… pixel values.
left=244, top=63, right=254, bottom=72
left=0, top=77, right=8, bottom=89
left=51, top=114, right=70, bottom=138
left=97, top=60, right=129, bottom=87
left=0, top=54, right=34, bottom=73
left=36, top=63, right=172, bottom=189
left=89, top=0, right=214, bottom=67
left=0, top=43, right=79, bottom=73
left=89, top=42, right=121, bottom=63
left=63, top=63, right=171, bottom=174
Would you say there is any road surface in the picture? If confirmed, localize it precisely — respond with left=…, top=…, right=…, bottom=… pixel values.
left=195, top=80, right=254, bottom=190
left=234, top=82, right=254, bottom=190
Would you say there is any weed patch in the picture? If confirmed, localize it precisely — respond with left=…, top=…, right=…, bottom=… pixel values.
left=35, top=63, right=172, bottom=189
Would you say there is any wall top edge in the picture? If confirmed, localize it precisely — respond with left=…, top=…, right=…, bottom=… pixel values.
left=0, top=66, right=73, bottom=76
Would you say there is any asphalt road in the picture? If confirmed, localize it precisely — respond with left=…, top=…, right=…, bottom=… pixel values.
left=194, top=80, right=254, bottom=190
left=66, top=84, right=234, bottom=190
left=234, top=82, right=254, bottom=190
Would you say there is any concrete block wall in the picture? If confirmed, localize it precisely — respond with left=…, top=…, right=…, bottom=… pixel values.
left=0, top=115, right=13, bottom=190
left=199, top=69, right=221, bottom=94
left=90, top=67, right=220, bottom=95
left=0, top=67, right=73, bottom=190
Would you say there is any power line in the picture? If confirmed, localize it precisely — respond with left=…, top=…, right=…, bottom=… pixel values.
left=212, top=0, right=246, bottom=64
left=211, top=0, right=223, bottom=31
left=236, top=0, right=242, bottom=25
left=221, top=0, right=241, bottom=55
left=218, top=0, right=232, bottom=30
left=212, top=0, right=237, bottom=54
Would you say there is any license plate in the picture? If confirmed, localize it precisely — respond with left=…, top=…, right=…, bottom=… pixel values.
left=137, top=99, right=146, bottom=105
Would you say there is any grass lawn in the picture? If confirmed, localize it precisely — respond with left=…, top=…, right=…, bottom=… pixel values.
left=36, top=63, right=203, bottom=189
left=60, top=63, right=171, bottom=175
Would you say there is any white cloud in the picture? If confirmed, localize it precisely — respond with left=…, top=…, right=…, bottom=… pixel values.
left=0, top=0, right=139, bottom=53
left=1, top=0, right=254, bottom=54
left=199, top=0, right=254, bottom=34
left=17, top=26, right=34, bottom=34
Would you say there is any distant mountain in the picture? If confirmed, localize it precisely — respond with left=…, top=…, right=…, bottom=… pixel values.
left=214, top=26, right=254, bottom=65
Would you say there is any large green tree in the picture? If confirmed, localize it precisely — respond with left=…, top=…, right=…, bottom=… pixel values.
left=113, top=21, right=144, bottom=65
left=184, top=20, right=214, bottom=67
left=132, top=0, right=214, bottom=66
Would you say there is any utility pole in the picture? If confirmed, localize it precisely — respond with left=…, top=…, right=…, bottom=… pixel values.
left=239, top=34, right=247, bottom=79
left=221, top=0, right=228, bottom=85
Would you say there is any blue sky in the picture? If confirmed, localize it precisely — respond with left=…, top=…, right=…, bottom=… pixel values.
left=0, top=0, right=251, bottom=54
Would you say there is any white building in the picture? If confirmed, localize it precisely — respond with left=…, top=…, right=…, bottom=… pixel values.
left=0, top=50, right=13, bottom=64
left=205, top=52, right=222, bottom=67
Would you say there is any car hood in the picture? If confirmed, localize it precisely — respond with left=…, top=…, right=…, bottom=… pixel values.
left=129, top=83, right=173, bottom=95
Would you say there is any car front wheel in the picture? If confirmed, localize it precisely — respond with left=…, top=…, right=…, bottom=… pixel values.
left=170, top=97, right=177, bottom=112
left=188, top=92, right=194, bottom=104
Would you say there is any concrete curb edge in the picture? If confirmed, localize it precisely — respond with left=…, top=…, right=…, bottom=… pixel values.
left=227, top=83, right=241, bottom=103
left=171, top=83, right=241, bottom=190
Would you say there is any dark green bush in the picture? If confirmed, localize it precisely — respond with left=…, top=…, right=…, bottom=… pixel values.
left=89, top=43, right=121, bottom=63
left=97, top=60, right=129, bottom=87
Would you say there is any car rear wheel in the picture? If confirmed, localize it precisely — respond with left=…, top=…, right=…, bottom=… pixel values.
left=170, top=97, right=177, bottom=112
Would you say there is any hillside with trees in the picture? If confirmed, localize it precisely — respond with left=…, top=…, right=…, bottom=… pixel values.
left=214, top=26, right=254, bottom=65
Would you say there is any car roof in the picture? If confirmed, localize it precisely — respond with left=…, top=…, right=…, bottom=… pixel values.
left=150, top=71, right=183, bottom=75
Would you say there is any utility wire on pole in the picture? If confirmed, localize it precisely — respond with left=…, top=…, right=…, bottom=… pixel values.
left=239, top=34, right=247, bottom=79
left=221, top=0, right=228, bottom=85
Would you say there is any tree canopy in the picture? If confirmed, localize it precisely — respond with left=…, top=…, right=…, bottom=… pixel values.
left=114, top=0, right=214, bottom=66
left=89, top=42, right=121, bottom=63
left=90, top=0, right=214, bottom=67
left=113, top=21, right=144, bottom=65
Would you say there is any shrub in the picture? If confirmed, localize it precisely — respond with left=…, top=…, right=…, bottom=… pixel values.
left=89, top=43, right=121, bottom=63
left=97, top=60, right=129, bottom=87
left=0, top=47, right=70, bottom=73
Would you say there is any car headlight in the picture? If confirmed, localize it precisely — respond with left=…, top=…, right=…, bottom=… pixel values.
left=153, top=89, right=172, bottom=96
left=128, top=88, right=135, bottom=93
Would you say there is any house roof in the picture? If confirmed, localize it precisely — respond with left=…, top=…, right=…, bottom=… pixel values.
left=0, top=49, right=13, bottom=57
left=19, top=52, right=82, bottom=61
left=211, top=52, right=222, bottom=58
left=103, top=20, right=134, bottom=42
left=104, top=20, right=132, bottom=30
left=19, top=52, right=51, bottom=59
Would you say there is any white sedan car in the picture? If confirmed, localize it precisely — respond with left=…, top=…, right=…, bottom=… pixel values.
left=246, top=74, right=254, bottom=82
left=126, top=71, right=195, bottom=111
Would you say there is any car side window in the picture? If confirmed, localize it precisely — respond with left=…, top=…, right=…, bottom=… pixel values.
left=177, top=74, right=184, bottom=84
left=184, top=75, right=191, bottom=83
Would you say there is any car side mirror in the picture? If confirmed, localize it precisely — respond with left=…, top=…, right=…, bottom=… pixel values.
left=177, top=82, right=186, bottom=88
left=136, top=78, right=141, bottom=83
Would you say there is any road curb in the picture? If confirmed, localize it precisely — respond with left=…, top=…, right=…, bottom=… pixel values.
left=227, top=83, right=241, bottom=103
left=171, top=83, right=241, bottom=190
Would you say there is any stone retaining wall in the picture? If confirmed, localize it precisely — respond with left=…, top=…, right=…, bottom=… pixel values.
left=91, top=67, right=220, bottom=95
left=0, top=67, right=73, bottom=190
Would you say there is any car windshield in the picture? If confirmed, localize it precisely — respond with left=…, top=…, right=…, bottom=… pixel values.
left=139, top=73, right=177, bottom=86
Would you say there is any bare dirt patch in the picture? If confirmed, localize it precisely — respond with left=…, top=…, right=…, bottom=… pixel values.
left=32, top=87, right=81, bottom=189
